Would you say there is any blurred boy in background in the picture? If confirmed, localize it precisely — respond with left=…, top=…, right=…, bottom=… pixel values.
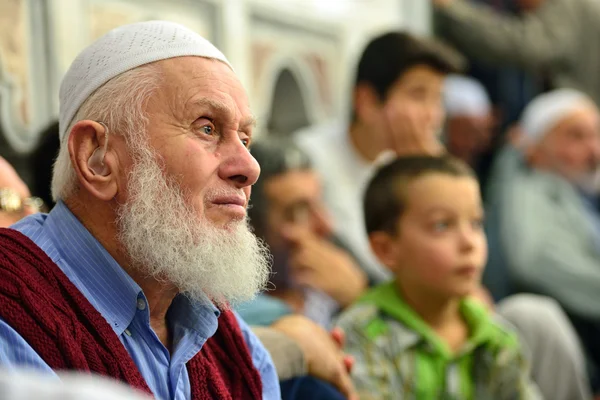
left=295, top=31, right=465, bottom=284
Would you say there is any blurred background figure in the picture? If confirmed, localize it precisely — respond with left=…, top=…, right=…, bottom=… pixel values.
left=30, top=121, right=60, bottom=210
left=489, top=88, right=600, bottom=391
left=295, top=31, right=465, bottom=284
left=443, top=74, right=496, bottom=189
left=0, top=157, right=44, bottom=228
left=433, top=0, right=600, bottom=105
left=240, top=138, right=367, bottom=328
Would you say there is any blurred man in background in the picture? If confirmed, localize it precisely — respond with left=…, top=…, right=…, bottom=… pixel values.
left=443, top=74, right=496, bottom=188
left=492, top=88, right=600, bottom=391
left=240, top=139, right=367, bottom=328
left=295, top=31, right=464, bottom=284
left=433, top=0, right=600, bottom=105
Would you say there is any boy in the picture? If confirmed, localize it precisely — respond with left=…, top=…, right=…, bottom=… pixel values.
left=335, top=155, right=540, bottom=399
left=295, top=31, right=465, bottom=284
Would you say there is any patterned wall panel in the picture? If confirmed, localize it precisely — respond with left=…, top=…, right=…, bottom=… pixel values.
left=0, top=0, right=52, bottom=154
left=249, top=5, right=343, bottom=137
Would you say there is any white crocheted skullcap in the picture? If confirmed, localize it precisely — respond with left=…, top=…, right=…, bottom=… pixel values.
left=59, top=20, right=231, bottom=141
left=520, top=88, right=595, bottom=148
left=443, top=74, right=491, bottom=118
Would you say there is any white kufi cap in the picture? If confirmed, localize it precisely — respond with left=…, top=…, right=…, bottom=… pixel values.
left=59, top=20, right=231, bottom=141
left=443, top=75, right=491, bottom=118
left=520, top=88, right=594, bottom=148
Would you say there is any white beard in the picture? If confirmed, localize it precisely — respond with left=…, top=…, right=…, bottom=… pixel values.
left=573, top=167, right=600, bottom=195
left=115, top=141, right=270, bottom=308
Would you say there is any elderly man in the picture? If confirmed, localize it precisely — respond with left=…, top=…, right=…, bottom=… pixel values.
left=432, top=0, right=600, bottom=105
left=492, top=88, right=600, bottom=392
left=0, top=21, right=278, bottom=399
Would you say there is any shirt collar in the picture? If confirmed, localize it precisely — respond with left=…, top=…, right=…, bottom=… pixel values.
left=361, top=281, right=502, bottom=358
left=169, top=294, right=220, bottom=341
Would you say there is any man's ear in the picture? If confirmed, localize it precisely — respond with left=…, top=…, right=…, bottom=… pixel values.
left=369, top=231, right=400, bottom=273
left=68, top=120, right=119, bottom=201
left=353, top=83, right=381, bottom=122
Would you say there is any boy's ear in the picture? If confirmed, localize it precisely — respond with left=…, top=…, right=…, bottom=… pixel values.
left=369, top=231, right=400, bottom=273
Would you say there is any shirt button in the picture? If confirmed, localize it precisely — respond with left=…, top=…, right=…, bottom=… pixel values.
left=137, top=298, right=146, bottom=310
left=125, top=329, right=132, bottom=336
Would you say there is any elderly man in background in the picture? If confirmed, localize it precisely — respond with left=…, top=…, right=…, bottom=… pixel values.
left=432, top=0, right=600, bottom=106
left=0, top=21, right=278, bottom=399
left=442, top=74, right=496, bottom=186
left=491, top=88, right=600, bottom=393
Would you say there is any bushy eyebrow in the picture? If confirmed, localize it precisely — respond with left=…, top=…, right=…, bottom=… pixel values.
left=192, top=98, right=256, bottom=132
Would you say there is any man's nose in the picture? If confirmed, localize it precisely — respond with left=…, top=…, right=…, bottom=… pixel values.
left=219, top=139, right=261, bottom=188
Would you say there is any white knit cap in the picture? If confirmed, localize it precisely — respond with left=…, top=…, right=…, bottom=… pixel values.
left=520, top=88, right=594, bottom=148
left=59, top=20, right=231, bottom=141
left=443, top=75, right=491, bottom=118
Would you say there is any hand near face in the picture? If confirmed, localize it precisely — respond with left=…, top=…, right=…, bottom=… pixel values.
left=282, top=225, right=367, bottom=308
left=0, top=156, right=35, bottom=228
left=383, top=102, right=445, bottom=157
left=271, top=315, right=358, bottom=400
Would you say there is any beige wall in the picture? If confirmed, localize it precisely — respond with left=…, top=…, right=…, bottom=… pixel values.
left=0, top=0, right=430, bottom=154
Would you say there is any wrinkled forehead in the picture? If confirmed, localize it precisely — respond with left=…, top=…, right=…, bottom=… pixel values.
left=153, top=56, right=251, bottom=119
left=549, top=105, right=600, bottom=138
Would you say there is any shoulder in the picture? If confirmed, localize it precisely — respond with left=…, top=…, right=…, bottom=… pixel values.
left=0, top=228, right=51, bottom=278
left=294, top=122, right=345, bottom=158
left=510, top=169, right=571, bottom=196
left=0, top=316, right=55, bottom=372
left=502, top=170, right=577, bottom=219
left=336, top=302, right=379, bottom=328
left=335, top=302, right=391, bottom=345
left=233, top=311, right=274, bottom=368
left=487, top=316, right=522, bottom=350
left=232, top=311, right=280, bottom=397
left=235, top=294, right=292, bottom=327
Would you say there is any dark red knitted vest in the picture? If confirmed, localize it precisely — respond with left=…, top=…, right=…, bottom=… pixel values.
left=0, top=228, right=262, bottom=400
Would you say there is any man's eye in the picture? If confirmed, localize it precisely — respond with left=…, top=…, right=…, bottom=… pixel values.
left=241, top=138, right=250, bottom=148
left=201, top=125, right=214, bottom=135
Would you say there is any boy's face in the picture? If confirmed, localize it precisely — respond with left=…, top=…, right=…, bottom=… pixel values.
left=354, top=64, right=446, bottom=156
left=383, top=64, right=446, bottom=138
left=373, top=173, right=487, bottom=298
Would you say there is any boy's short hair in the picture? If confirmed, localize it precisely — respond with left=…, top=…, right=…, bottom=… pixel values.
left=355, top=31, right=465, bottom=102
left=364, top=155, right=475, bottom=235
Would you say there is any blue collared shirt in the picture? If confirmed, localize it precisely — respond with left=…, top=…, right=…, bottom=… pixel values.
left=0, top=201, right=280, bottom=399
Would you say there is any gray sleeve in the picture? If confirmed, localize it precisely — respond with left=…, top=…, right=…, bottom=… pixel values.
left=251, top=326, right=307, bottom=381
left=434, top=0, right=576, bottom=71
left=501, top=178, right=600, bottom=318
